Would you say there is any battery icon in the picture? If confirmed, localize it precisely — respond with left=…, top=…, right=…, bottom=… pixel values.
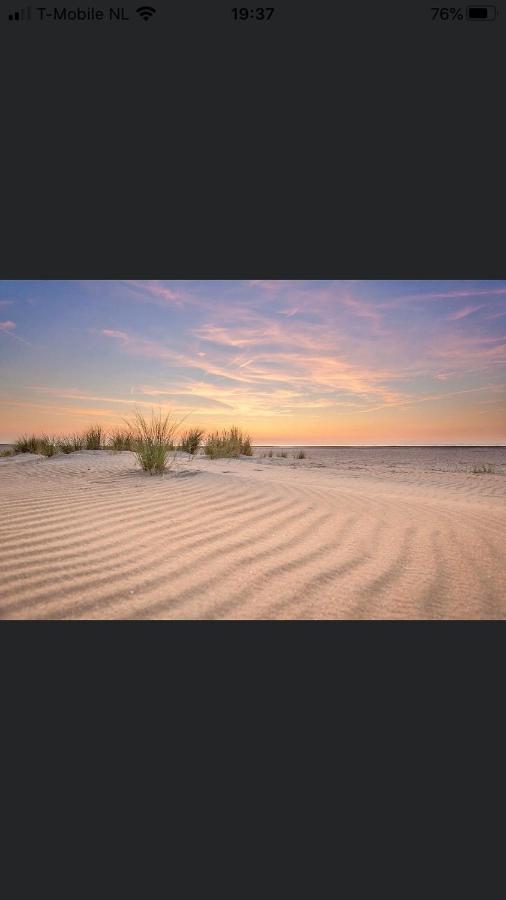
left=466, top=5, right=497, bottom=18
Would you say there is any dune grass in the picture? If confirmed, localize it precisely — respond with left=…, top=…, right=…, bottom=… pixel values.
left=127, top=409, right=182, bottom=475
left=471, top=464, right=496, bottom=475
left=277, top=451, right=288, bottom=459
left=83, top=425, right=103, bottom=450
left=11, top=411, right=180, bottom=470
left=204, top=427, right=253, bottom=459
left=179, top=427, right=205, bottom=458
left=10, top=414, right=255, bottom=473
left=37, top=436, right=58, bottom=457
left=56, top=436, right=78, bottom=454
left=0, top=448, right=15, bottom=457
left=241, top=434, right=253, bottom=456
left=13, top=434, right=41, bottom=454
left=13, top=434, right=59, bottom=455
left=294, top=450, right=306, bottom=459
left=108, top=429, right=135, bottom=452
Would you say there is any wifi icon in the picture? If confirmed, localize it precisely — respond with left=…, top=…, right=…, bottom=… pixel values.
left=136, top=6, right=156, bottom=21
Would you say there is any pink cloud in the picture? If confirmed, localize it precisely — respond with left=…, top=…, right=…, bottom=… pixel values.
left=101, top=329, right=129, bottom=342
left=447, top=305, right=484, bottom=320
left=485, top=307, right=506, bottom=321
left=0, top=320, right=31, bottom=344
left=402, top=286, right=506, bottom=302
left=433, top=372, right=457, bottom=382
left=429, top=333, right=506, bottom=368
left=122, top=280, right=188, bottom=307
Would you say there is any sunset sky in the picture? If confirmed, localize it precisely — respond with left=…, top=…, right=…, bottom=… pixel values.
left=1, top=280, right=505, bottom=444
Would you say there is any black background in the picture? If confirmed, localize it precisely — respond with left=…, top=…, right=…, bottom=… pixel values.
left=1, top=0, right=505, bottom=277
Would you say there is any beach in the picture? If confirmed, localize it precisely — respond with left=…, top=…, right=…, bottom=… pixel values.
left=1, top=446, right=505, bottom=619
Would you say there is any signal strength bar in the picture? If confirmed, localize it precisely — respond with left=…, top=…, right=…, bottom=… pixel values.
left=8, top=6, right=31, bottom=20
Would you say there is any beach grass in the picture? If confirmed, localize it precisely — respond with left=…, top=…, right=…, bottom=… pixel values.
left=10, top=414, right=255, bottom=472
left=294, top=450, right=306, bottom=459
left=108, top=429, right=135, bottom=452
left=13, top=434, right=58, bottom=455
left=70, top=433, right=84, bottom=451
left=83, top=425, right=103, bottom=450
left=241, top=434, right=253, bottom=456
left=204, top=427, right=253, bottom=459
left=0, top=448, right=15, bottom=457
left=56, top=437, right=74, bottom=454
left=127, top=408, right=182, bottom=475
left=13, top=434, right=41, bottom=454
left=179, top=427, right=205, bottom=457
left=471, top=464, right=496, bottom=475
left=37, top=436, right=58, bottom=457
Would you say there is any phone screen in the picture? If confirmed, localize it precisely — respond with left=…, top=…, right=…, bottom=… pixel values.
left=1, top=2, right=505, bottom=621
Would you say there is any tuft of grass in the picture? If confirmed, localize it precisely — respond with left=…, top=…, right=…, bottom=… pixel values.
left=108, top=429, right=135, bottom=452
left=0, top=448, right=15, bottom=457
left=294, top=450, right=306, bottom=459
left=13, top=434, right=41, bottom=454
left=54, top=433, right=85, bottom=453
left=14, top=432, right=87, bottom=456
left=204, top=427, right=252, bottom=459
left=471, top=464, right=496, bottom=475
left=56, top=436, right=76, bottom=454
left=179, top=427, right=205, bottom=458
left=241, top=434, right=253, bottom=456
left=70, top=433, right=84, bottom=451
left=127, top=408, right=183, bottom=475
left=276, top=451, right=288, bottom=459
left=13, top=434, right=58, bottom=455
left=84, top=425, right=103, bottom=450
left=267, top=450, right=273, bottom=458
left=38, top=436, right=58, bottom=457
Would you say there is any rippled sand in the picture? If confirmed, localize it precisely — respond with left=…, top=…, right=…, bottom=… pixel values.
left=1, top=447, right=505, bottom=619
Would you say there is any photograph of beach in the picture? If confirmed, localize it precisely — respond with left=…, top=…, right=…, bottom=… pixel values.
left=1, top=280, right=505, bottom=619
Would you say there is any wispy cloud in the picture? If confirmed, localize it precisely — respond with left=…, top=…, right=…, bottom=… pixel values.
left=447, top=305, right=485, bottom=321
left=0, top=320, right=31, bottom=345
left=398, top=286, right=506, bottom=302
left=122, top=280, right=189, bottom=308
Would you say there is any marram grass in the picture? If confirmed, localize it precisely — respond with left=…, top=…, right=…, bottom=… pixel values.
left=83, top=425, right=103, bottom=450
left=179, top=428, right=205, bottom=457
left=10, top=414, right=256, bottom=475
left=127, top=409, right=183, bottom=475
left=108, top=429, right=135, bottom=452
left=204, top=427, right=253, bottom=459
left=13, top=434, right=41, bottom=454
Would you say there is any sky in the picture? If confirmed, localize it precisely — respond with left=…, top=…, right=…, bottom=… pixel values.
left=0, top=280, right=505, bottom=444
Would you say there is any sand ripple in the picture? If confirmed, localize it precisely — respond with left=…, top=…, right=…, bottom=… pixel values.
left=1, top=450, right=505, bottom=619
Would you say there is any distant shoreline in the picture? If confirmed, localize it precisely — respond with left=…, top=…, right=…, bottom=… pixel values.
left=254, top=444, right=506, bottom=449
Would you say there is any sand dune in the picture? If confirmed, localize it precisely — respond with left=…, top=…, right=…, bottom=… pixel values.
left=1, top=448, right=505, bottom=619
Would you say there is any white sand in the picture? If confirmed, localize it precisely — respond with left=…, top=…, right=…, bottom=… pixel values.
left=1, top=447, right=505, bottom=619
